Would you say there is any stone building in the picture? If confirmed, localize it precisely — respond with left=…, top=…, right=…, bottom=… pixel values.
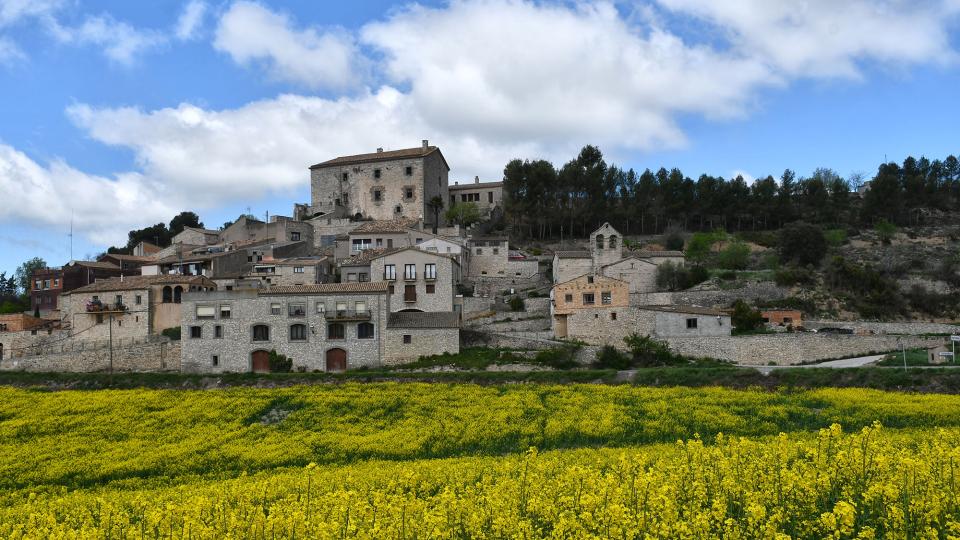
left=219, top=215, right=313, bottom=246
left=466, top=236, right=537, bottom=279
left=341, top=218, right=424, bottom=257
left=369, top=247, right=460, bottom=313
left=31, top=260, right=126, bottom=314
left=761, top=309, right=803, bottom=327
left=0, top=314, right=46, bottom=361
left=179, top=282, right=459, bottom=372
left=551, top=274, right=629, bottom=339
left=552, top=223, right=684, bottom=293
left=448, top=177, right=502, bottom=215
left=307, top=141, right=450, bottom=228
left=61, top=275, right=217, bottom=341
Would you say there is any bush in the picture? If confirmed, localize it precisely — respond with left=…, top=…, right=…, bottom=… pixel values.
left=268, top=350, right=293, bottom=373
left=779, top=222, right=827, bottom=267
left=717, top=241, right=750, bottom=270
left=593, top=346, right=632, bottom=370
left=824, top=229, right=848, bottom=247
left=731, top=300, right=764, bottom=334
left=875, top=219, right=897, bottom=245
left=656, top=262, right=710, bottom=291
left=623, top=334, right=685, bottom=368
left=684, top=230, right=725, bottom=263
left=719, top=270, right=737, bottom=281
left=534, top=346, right=579, bottom=369
left=161, top=327, right=181, bottom=341
left=508, top=296, right=525, bottom=312
left=825, top=256, right=906, bottom=319
left=774, top=266, right=813, bottom=286
left=663, top=229, right=685, bottom=251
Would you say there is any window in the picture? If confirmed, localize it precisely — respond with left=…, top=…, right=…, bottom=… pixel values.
left=388, top=284, right=395, bottom=294
left=270, top=303, right=282, bottom=315
left=387, top=239, right=394, bottom=248
left=96, top=314, right=104, bottom=325
left=115, top=295, right=123, bottom=306
left=352, top=238, right=372, bottom=252
left=564, top=293, right=573, bottom=303
left=395, top=205, right=402, bottom=213
left=196, top=306, right=216, bottom=319
left=374, top=189, right=382, bottom=202
left=253, top=324, right=270, bottom=341
left=135, top=295, right=142, bottom=305
left=609, top=235, right=617, bottom=248
left=342, top=172, right=349, bottom=181
left=595, top=234, right=604, bottom=248
left=290, top=324, right=307, bottom=341
left=611, top=312, right=617, bottom=321
left=212, top=355, right=219, bottom=366
left=384, top=264, right=396, bottom=280
left=358, top=322, right=375, bottom=339
left=601, top=292, right=612, bottom=305
left=475, top=248, right=483, bottom=255
left=288, top=303, right=306, bottom=317
left=291, top=232, right=301, bottom=242
left=347, top=273, right=357, bottom=282
left=492, top=248, right=499, bottom=255
left=376, top=238, right=383, bottom=248
left=405, top=166, right=412, bottom=176
left=214, top=325, right=223, bottom=338
left=488, top=191, right=494, bottom=203
left=403, top=334, right=412, bottom=344
left=359, top=272, right=369, bottom=282
left=424, top=263, right=436, bottom=280
left=327, top=323, right=345, bottom=340
left=220, top=305, right=231, bottom=319
left=374, top=168, right=381, bottom=178
left=34, top=279, right=41, bottom=290
left=583, top=293, right=595, bottom=305
left=53, top=278, right=59, bottom=287
left=336, top=301, right=348, bottom=314
left=426, top=284, right=435, bottom=294
left=173, top=286, right=183, bottom=304
left=405, top=188, right=414, bottom=200
left=355, top=301, right=367, bottom=314
left=43, top=279, right=51, bottom=289
left=587, top=276, right=594, bottom=284
left=404, top=284, right=417, bottom=302
left=316, top=302, right=326, bottom=314
left=404, top=264, right=416, bottom=280
left=686, top=318, right=698, bottom=329
left=293, top=266, right=304, bottom=274
left=190, top=326, right=202, bottom=339
left=415, top=238, right=422, bottom=244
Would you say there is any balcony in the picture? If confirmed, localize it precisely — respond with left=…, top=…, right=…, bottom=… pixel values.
left=85, top=302, right=128, bottom=314
left=323, top=310, right=371, bottom=321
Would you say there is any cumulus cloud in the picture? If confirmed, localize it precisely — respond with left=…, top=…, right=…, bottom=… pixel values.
left=0, top=143, right=176, bottom=244
left=0, top=36, right=22, bottom=62
left=47, top=14, right=166, bottom=64
left=654, top=0, right=958, bottom=78
left=214, top=1, right=366, bottom=90
left=0, top=0, right=64, bottom=26
left=175, top=0, right=207, bottom=40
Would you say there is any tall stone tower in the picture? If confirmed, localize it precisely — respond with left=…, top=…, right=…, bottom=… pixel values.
left=589, top=222, right=623, bottom=270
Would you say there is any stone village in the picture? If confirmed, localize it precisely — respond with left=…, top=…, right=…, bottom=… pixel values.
left=0, top=141, right=952, bottom=372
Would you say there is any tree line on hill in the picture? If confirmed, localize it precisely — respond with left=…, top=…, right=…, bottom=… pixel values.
left=104, top=211, right=204, bottom=255
left=502, top=146, right=960, bottom=239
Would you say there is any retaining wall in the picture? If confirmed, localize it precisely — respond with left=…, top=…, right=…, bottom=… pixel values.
left=805, top=320, right=959, bottom=335
left=0, top=339, right=181, bottom=372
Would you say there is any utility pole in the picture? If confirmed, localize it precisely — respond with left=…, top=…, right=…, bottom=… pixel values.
left=897, top=337, right=906, bottom=372
left=108, top=313, right=114, bottom=375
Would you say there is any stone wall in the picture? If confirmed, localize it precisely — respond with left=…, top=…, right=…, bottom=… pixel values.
left=461, top=296, right=495, bottom=315
left=553, top=257, right=593, bottom=284
left=383, top=327, right=459, bottom=365
left=468, top=240, right=509, bottom=277
left=562, top=306, right=648, bottom=346
left=506, top=259, right=539, bottom=279
left=1, top=338, right=181, bottom=372
left=62, top=288, right=152, bottom=342
left=663, top=334, right=947, bottom=366
left=670, top=281, right=790, bottom=308
left=805, top=320, right=960, bottom=335
left=601, top=258, right=657, bottom=293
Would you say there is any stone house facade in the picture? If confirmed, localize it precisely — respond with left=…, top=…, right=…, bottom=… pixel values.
left=62, top=275, right=217, bottom=341
left=0, top=314, right=46, bottom=361
left=552, top=251, right=593, bottom=284
left=551, top=274, right=630, bottom=339
left=309, top=141, right=450, bottom=227
left=761, top=309, right=803, bottom=327
left=219, top=215, right=314, bottom=246
left=600, top=256, right=658, bottom=294
left=555, top=303, right=731, bottom=345
left=448, top=178, right=502, bottom=215
left=31, top=260, right=126, bottom=314
left=369, top=247, right=459, bottom=313
left=383, top=312, right=460, bottom=365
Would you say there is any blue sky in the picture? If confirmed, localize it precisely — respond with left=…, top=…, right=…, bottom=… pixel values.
left=1, top=0, right=959, bottom=275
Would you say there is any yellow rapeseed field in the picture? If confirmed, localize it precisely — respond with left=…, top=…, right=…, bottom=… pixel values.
left=0, top=384, right=958, bottom=538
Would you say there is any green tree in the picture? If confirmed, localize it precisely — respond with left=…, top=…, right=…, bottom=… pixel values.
left=874, top=219, right=897, bottom=245
left=445, top=202, right=482, bottom=228
left=168, top=211, right=204, bottom=236
left=717, top=241, right=750, bottom=270
left=731, top=300, right=764, bottom=334
left=14, top=257, right=46, bottom=296
left=778, top=222, right=827, bottom=267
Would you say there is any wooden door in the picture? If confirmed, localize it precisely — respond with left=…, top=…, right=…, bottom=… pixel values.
left=326, top=348, right=347, bottom=372
left=251, top=350, right=270, bottom=373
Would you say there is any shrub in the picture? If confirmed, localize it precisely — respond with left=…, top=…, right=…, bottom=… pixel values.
left=623, top=334, right=684, bottom=368
left=268, top=350, right=293, bottom=373
left=593, top=346, right=632, bottom=370
left=824, top=228, right=848, bottom=247
left=731, top=300, right=764, bottom=334
left=719, top=271, right=737, bottom=281
left=656, top=262, right=710, bottom=291
left=663, top=228, right=685, bottom=251
left=161, top=327, right=181, bottom=341
left=774, top=266, right=813, bottom=286
left=717, top=241, right=750, bottom=270
left=875, top=219, right=897, bottom=244
left=684, top=230, right=725, bottom=263
left=534, top=346, right=579, bottom=369
left=508, top=296, right=525, bottom=312
left=825, top=256, right=906, bottom=319
left=779, top=222, right=827, bottom=267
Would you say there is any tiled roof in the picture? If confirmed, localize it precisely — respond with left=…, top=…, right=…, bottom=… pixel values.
left=100, top=254, right=157, bottom=263
left=387, top=311, right=460, bottom=329
left=310, top=146, right=444, bottom=169
left=67, top=260, right=120, bottom=270
left=555, top=273, right=628, bottom=287
left=182, top=226, right=221, bottom=235
left=274, top=257, right=328, bottom=266
left=635, top=250, right=684, bottom=257
left=66, top=275, right=216, bottom=294
left=449, top=181, right=503, bottom=190
left=554, top=250, right=591, bottom=259
left=339, top=248, right=400, bottom=266
left=637, top=305, right=728, bottom=316
left=261, top=282, right=388, bottom=295
left=351, top=218, right=420, bottom=234
left=469, top=235, right=507, bottom=242
left=158, top=250, right=239, bottom=264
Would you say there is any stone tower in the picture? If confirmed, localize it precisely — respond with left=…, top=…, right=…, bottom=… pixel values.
left=589, top=222, right=623, bottom=270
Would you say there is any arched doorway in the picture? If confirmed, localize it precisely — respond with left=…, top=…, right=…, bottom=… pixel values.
left=326, top=348, right=347, bottom=372
left=251, top=350, right=270, bottom=373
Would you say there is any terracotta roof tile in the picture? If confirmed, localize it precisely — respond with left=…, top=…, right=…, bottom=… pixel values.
left=387, top=311, right=460, bottom=329
left=261, top=282, right=388, bottom=295
left=66, top=275, right=216, bottom=294
left=310, top=146, right=444, bottom=169
left=637, top=305, right=728, bottom=316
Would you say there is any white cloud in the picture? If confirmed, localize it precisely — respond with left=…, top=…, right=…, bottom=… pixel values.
left=175, top=0, right=207, bottom=41
left=213, top=1, right=366, bottom=90
left=48, top=14, right=165, bottom=64
left=0, top=0, right=63, bottom=26
left=0, top=35, right=22, bottom=62
left=653, top=0, right=958, bottom=78
left=0, top=143, right=176, bottom=244
left=731, top=170, right=755, bottom=184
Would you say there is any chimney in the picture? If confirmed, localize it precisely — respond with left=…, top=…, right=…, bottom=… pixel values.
left=454, top=181, right=459, bottom=185
left=422, top=139, right=429, bottom=149
left=475, top=176, right=479, bottom=184
left=376, top=147, right=383, bottom=153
